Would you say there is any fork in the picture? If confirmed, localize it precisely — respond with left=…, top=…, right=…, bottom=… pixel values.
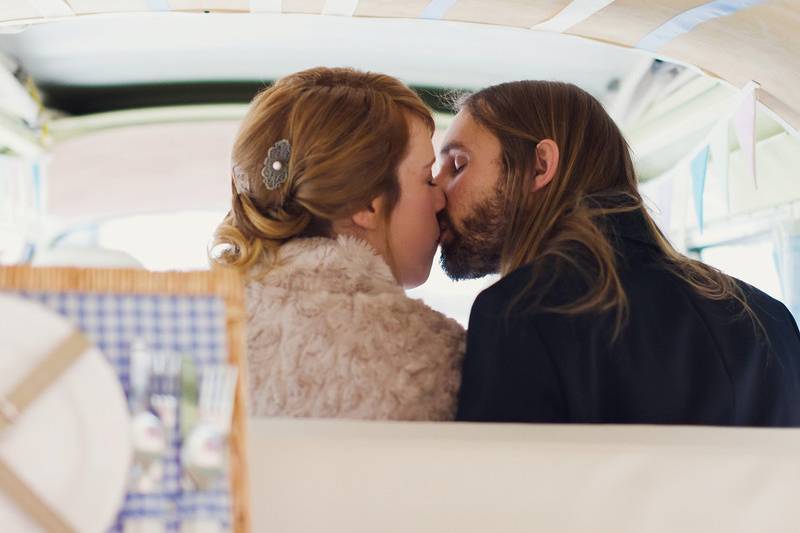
left=150, top=350, right=182, bottom=441
left=181, top=364, right=238, bottom=491
left=128, top=339, right=167, bottom=494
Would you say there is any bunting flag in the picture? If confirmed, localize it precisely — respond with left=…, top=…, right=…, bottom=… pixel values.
left=772, top=221, right=800, bottom=322
left=639, top=171, right=675, bottom=237
left=782, top=237, right=800, bottom=322
left=674, top=80, right=759, bottom=234
left=734, top=81, right=758, bottom=189
left=31, top=160, right=44, bottom=213
left=691, top=145, right=711, bottom=232
left=710, top=121, right=730, bottom=212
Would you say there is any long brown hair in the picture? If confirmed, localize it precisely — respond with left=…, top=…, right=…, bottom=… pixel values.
left=461, top=81, right=757, bottom=338
left=211, top=67, right=433, bottom=275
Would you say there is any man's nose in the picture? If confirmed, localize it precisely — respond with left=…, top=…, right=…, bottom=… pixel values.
left=434, top=167, right=451, bottom=190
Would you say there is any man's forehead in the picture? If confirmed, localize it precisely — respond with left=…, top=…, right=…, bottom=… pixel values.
left=440, top=111, right=486, bottom=154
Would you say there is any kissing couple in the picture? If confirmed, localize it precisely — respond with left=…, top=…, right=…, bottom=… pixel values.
left=214, top=67, right=800, bottom=427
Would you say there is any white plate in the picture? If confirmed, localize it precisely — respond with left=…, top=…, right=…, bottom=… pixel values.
left=0, top=294, right=132, bottom=532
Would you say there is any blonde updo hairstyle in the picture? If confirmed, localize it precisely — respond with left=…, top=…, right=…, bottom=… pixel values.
left=212, top=67, right=434, bottom=275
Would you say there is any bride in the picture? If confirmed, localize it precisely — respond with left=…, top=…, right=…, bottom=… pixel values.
left=212, top=67, right=464, bottom=420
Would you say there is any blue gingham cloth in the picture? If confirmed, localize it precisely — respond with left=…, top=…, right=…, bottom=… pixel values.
left=9, top=290, right=233, bottom=533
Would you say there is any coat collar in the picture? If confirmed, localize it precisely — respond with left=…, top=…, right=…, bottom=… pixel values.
left=250, top=235, right=401, bottom=295
left=602, top=209, right=662, bottom=252
left=585, top=193, right=663, bottom=253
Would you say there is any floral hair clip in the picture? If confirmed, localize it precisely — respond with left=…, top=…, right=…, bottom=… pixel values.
left=232, top=164, right=250, bottom=195
left=261, top=139, right=291, bottom=191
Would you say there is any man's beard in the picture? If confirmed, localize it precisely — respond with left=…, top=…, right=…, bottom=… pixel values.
left=439, top=183, right=506, bottom=280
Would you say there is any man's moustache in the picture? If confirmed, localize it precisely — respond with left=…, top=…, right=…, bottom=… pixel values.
left=437, top=211, right=453, bottom=232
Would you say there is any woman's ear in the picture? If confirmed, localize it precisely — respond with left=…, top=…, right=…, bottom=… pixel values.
left=532, top=139, right=559, bottom=192
left=351, top=196, right=384, bottom=231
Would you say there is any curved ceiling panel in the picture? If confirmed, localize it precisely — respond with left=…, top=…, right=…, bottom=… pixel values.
left=1, top=0, right=794, bottom=134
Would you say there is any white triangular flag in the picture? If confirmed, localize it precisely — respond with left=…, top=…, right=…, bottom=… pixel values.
left=691, top=146, right=710, bottom=232
left=640, top=171, right=674, bottom=236
left=734, top=81, right=758, bottom=189
left=710, top=121, right=730, bottom=213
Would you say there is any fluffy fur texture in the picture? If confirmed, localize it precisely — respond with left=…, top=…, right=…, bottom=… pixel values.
left=245, top=235, right=465, bottom=420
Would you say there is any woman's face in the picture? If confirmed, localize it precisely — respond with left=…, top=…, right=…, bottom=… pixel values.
left=384, top=115, right=446, bottom=288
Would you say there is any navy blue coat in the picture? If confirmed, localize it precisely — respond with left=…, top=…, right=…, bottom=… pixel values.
left=456, top=211, right=800, bottom=426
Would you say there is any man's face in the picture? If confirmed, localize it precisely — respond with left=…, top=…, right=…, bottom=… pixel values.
left=435, top=109, right=507, bottom=280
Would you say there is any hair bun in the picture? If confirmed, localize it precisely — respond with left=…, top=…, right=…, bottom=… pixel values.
left=239, top=195, right=312, bottom=242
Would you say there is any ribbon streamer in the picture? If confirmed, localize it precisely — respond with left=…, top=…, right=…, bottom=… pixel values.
left=637, top=0, right=767, bottom=52
left=532, top=0, right=615, bottom=32
left=420, top=0, right=457, bottom=20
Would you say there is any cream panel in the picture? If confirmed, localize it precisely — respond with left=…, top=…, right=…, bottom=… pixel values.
left=168, top=0, right=249, bottom=11
left=66, top=0, right=153, bottom=14
left=444, top=0, right=569, bottom=28
left=283, top=0, right=326, bottom=14
left=0, top=4, right=43, bottom=23
left=354, top=0, right=429, bottom=19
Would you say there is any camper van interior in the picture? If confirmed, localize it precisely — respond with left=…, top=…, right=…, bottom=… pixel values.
left=0, top=2, right=799, bottom=532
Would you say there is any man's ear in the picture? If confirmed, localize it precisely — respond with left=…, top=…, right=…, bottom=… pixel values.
left=532, top=139, right=559, bottom=192
left=351, top=195, right=384, bottom=231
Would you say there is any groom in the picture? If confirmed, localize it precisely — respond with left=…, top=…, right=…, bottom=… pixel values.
left=434, top=84, right=562, bottom=423
left=434, top=80, right=800, bottom=426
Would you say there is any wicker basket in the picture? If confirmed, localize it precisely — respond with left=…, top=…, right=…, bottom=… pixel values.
left=0, top=265, right=250, bottom=533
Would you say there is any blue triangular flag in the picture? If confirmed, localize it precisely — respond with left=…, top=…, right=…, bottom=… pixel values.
left=691, top=146, right=710, bottom=232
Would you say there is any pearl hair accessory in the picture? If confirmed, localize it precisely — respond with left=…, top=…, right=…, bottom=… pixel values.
left=261, top=139, right=291, bottom=191
left=232, top=164, right=250, bottom=195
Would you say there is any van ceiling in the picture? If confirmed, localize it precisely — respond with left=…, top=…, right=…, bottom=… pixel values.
left=0, top=12, right=644, bottom=113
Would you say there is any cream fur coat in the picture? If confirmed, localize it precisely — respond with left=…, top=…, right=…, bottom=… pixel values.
left=245, top=235, right=465, bottom=420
